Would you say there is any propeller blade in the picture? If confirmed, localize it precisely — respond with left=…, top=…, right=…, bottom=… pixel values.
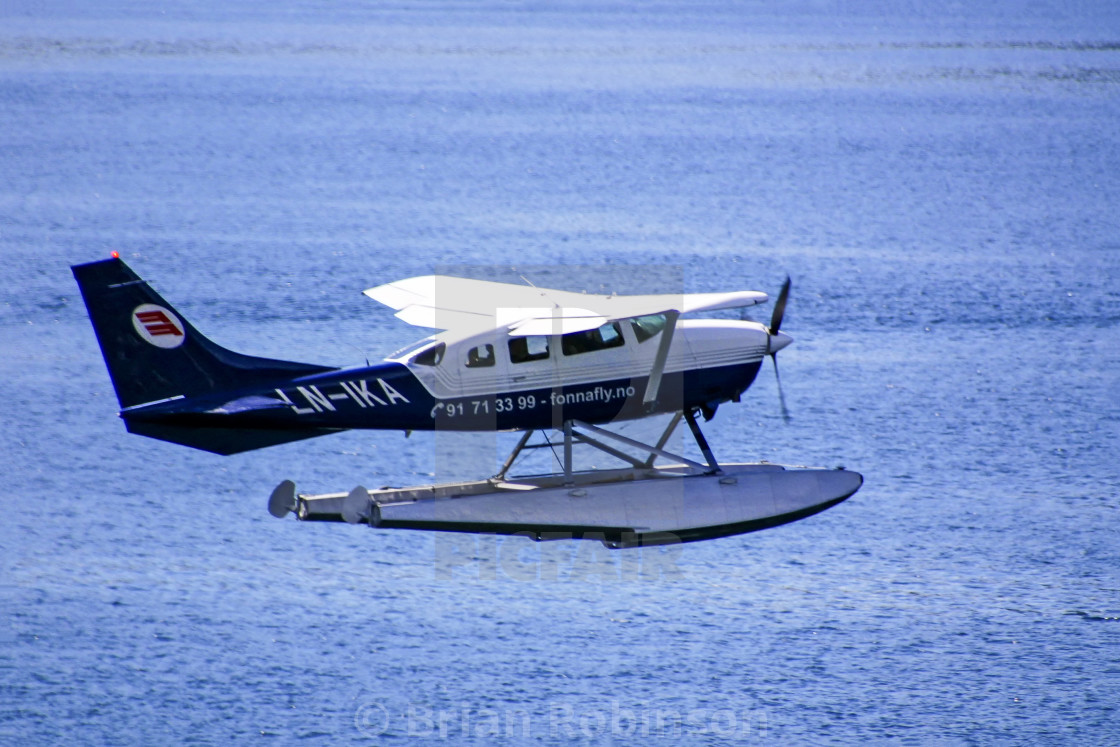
left=767, top=276, right=792, bottom=423
left=772, top=354, right=791, bottom=424
left=769, top=275, right=791, bottom=336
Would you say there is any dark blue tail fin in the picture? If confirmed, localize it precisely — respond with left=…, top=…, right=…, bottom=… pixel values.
left=72, top=256, right=336, bottom=410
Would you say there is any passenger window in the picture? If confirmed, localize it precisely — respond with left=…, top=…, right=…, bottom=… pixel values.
left=630, top=314, right=667, bottom=343
left=465, top=344, right=495, bottom=368
left=561, top=322, right=626, bottom=356
left=412, top=342, right=445, bottom=366
left=509, top=335, right=550, bottom=364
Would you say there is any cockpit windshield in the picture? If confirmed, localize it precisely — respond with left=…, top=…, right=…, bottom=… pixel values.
left=630, top=313, right=667, bottom=343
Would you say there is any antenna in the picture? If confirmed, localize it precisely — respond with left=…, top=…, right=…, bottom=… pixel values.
left=340, top=340, right=370, bottom=367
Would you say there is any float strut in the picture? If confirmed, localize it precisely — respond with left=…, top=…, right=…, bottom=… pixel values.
left=495, top=429, right=534, bottom=481
left=642, top=412, right=683, bottom=468
left=684, top=408, right=721, bottom=475
left=563, top=420, right=574, bottom=485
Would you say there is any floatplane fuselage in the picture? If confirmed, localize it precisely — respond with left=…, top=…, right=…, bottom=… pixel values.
left=73, top=256, right=859, bottom=547
left=74, top=257, right=787, bottom=453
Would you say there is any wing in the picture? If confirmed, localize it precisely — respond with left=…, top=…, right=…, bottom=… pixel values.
left=363, top=276, right=573, bottom=332
left=363, top=275, right=769, bottom=334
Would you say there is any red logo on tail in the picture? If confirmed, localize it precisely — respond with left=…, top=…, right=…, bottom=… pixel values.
left=131, top=304, right=186, bottom=348
left=135, top=310, right=183, bottom=337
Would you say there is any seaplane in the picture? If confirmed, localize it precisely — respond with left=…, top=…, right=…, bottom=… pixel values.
left=72, top=255, right=862, bottom=547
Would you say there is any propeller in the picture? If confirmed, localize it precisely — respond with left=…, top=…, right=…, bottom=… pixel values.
left=768, top=276, right=792, bottom=423
left=769, top=275, right=791, bottom=339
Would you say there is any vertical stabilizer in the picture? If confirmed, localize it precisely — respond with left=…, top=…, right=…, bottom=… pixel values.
left=72, top=257, right=335, bottom=410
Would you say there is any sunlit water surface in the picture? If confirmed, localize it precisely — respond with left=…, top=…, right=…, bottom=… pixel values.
left=2, top=1, right=1119, bottom=743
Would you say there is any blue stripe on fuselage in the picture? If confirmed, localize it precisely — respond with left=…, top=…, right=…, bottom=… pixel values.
left=123, top=360, right=763, bottom=433
left=419, top=360, right=763, bottom=431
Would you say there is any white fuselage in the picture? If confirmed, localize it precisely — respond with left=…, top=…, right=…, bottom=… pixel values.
left=394, top=318, right=790, bottom=400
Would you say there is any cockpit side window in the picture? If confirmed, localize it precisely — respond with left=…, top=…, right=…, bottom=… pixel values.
left=509, top=335, right=550, bottom=364
left=465, top=343, right=495, bottom=368
left=630, top=313, right=667, bottom=343
left=411, top=342, right=446, bottom=366
left=561, top=322, right=626, bottom=356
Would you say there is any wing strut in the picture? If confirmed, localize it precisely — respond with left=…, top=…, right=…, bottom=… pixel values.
left=642, top=310, right=680, bottom=407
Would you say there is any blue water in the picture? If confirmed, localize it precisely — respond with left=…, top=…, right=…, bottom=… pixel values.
left=3, top=1, right=1120, bottom=743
